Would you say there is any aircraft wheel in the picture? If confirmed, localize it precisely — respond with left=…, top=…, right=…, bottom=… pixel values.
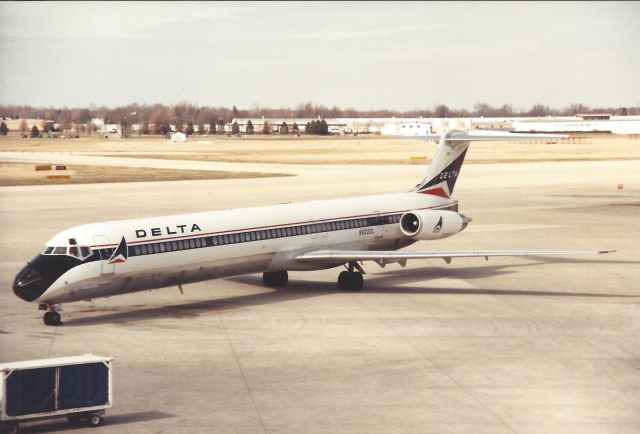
left=338, top=271, right=350, bottom=290
left=263, top=271, right=288, bottom=287
left=43, top=311, right=62, bottom=326
left=351, top=272, right=364, bottom=291
left=338, top=271, right=363, bottom=291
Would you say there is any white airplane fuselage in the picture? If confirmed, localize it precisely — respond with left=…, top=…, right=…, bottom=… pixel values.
left=20, top=192, right=456, bottom=305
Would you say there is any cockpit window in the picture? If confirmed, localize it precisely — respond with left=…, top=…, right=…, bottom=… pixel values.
left=43, top=245, right=92, bottom=259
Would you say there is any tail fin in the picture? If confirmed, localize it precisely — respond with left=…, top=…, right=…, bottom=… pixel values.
left=413, top=130, right=566, bottom=198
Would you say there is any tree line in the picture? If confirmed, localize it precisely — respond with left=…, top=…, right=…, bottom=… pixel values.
left=1, top=101, right=638, bottom=137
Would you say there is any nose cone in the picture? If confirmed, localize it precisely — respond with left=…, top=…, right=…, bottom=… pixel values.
left=13, top=267, right=45, bottom=302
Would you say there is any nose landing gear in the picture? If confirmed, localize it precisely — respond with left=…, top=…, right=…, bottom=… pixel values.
left=39, top=304, right=63, bottom=326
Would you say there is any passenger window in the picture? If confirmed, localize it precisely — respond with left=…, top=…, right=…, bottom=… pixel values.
left=276, top=228, right=282, bottom=237
left=166, top=242, right=172, bottom=252
left=223, top=235, right=229, bottom=244
left=212, top=237, right=218, bottom=246
left=286, top=227, right=292, bottom=236
left=232, top=234, right=239, bottom=243
left=190, top=239, right=195, bottom=248
left=134, top=246, right=141, bottom=255
left=270, top=229, right=276, bottom=238
left=141, top=245, right=147, bottom=254
left=160, top=243, right=166, bottom=252
left=240, top=233, right=246, bottom=242
left=195, top=239, right=200, bottom=248
left=172, top=241, right=178, bottom=250
left=178, top=240, right=184, bottom=250
left=250, top=232, right=256, bottom=241
left=154, top=244, right=161, bottom=253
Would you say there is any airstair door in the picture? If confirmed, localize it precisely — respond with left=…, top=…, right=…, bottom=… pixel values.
left=92, top=235, right=115, bottom=275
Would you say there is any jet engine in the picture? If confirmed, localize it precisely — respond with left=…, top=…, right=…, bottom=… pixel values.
left=399, top=210, right=471, bottom=240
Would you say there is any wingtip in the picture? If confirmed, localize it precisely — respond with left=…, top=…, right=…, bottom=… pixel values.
left=598, top=249, right=616, bottom=254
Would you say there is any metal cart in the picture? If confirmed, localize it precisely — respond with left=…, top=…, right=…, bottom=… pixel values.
left=0, top=354, right=113, bottom=433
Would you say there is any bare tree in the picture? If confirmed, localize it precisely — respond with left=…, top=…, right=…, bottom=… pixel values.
left=19, top=119, right=28, bottom=134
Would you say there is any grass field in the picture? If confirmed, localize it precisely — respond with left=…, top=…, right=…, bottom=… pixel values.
left=0, top=133, right=638, bottom=185
left=0, top=162, right=288, bottom=186
left=2, top=133, right=639, bottom=164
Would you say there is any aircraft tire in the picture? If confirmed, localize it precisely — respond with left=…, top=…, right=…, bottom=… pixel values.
left=263, top=271, right=288, bottom=287
left=338, top=271, right=363, bottom=291
left=351, top=272, right=364, bottom=291
left=43, top=311, right=53, bottom=326
left=44, top=311, right=62, bottom=326
left=338, top=271, right=349, bottom=290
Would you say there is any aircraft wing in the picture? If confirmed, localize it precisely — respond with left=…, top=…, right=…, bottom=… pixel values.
left=295, top=249, right=615, bottom=265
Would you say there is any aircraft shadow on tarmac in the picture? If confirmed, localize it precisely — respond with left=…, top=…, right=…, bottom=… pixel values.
left=62, top=256, right=637, bottom=327
left=17, top=410, right=177, bottom=433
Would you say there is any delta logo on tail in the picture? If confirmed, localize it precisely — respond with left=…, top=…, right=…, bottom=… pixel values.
left=108, top=237, right=128, bottom=264
left=416, top=149, right=467, bottom=198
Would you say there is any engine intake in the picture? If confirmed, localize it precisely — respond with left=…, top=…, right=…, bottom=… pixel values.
left=400, top=210, right=471, bottom=240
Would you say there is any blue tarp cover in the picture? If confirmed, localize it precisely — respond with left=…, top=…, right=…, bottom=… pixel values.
left=6, top=367, right=56, bottom=416
left=59, top=362, right=109, bottom=409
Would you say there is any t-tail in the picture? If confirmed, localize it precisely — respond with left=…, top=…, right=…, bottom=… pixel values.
left=412, top=129, right=567, bottom=198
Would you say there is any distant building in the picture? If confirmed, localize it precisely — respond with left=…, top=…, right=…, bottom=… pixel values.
left=171, top=132, right=187, bottom=142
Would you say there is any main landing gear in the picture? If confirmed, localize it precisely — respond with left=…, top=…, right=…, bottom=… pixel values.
left=337, top=262, right=364, bottom=291
left=40, top=303, right=63, bottom=326
left=263, top=270, right=289, bottom=287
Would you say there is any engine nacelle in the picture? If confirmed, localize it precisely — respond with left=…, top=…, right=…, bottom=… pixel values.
left=399, top=210, right=471, bottom=240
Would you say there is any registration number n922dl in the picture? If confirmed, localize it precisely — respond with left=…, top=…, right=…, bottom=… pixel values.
left=359, top=228, right=374, bottom=236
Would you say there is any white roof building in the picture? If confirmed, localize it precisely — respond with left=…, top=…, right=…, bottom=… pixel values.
left=171, top=132, right=187, bottom=142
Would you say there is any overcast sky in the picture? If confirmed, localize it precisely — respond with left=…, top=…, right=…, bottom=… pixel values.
left=1, top=1, right=638, bottom=111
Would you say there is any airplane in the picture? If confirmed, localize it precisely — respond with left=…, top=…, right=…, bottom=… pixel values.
left=13, top=129, right=614, bottom=326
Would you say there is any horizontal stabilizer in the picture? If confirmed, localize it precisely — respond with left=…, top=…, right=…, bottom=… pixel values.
left=415, top=131, right=568, bottom=142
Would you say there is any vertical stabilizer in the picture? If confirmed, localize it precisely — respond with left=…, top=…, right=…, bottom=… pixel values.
left=414, top=130, right=469, bottom=198
left=412, top=130, right=567, bottom=198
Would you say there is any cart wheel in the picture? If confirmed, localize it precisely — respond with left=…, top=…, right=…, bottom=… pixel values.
left=89, top=413, right=103, bottom=427
left=2, top=422, right=20, bottom=434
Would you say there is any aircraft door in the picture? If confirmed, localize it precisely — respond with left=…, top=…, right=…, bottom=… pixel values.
left=93, top=235, right=115, bottom=275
